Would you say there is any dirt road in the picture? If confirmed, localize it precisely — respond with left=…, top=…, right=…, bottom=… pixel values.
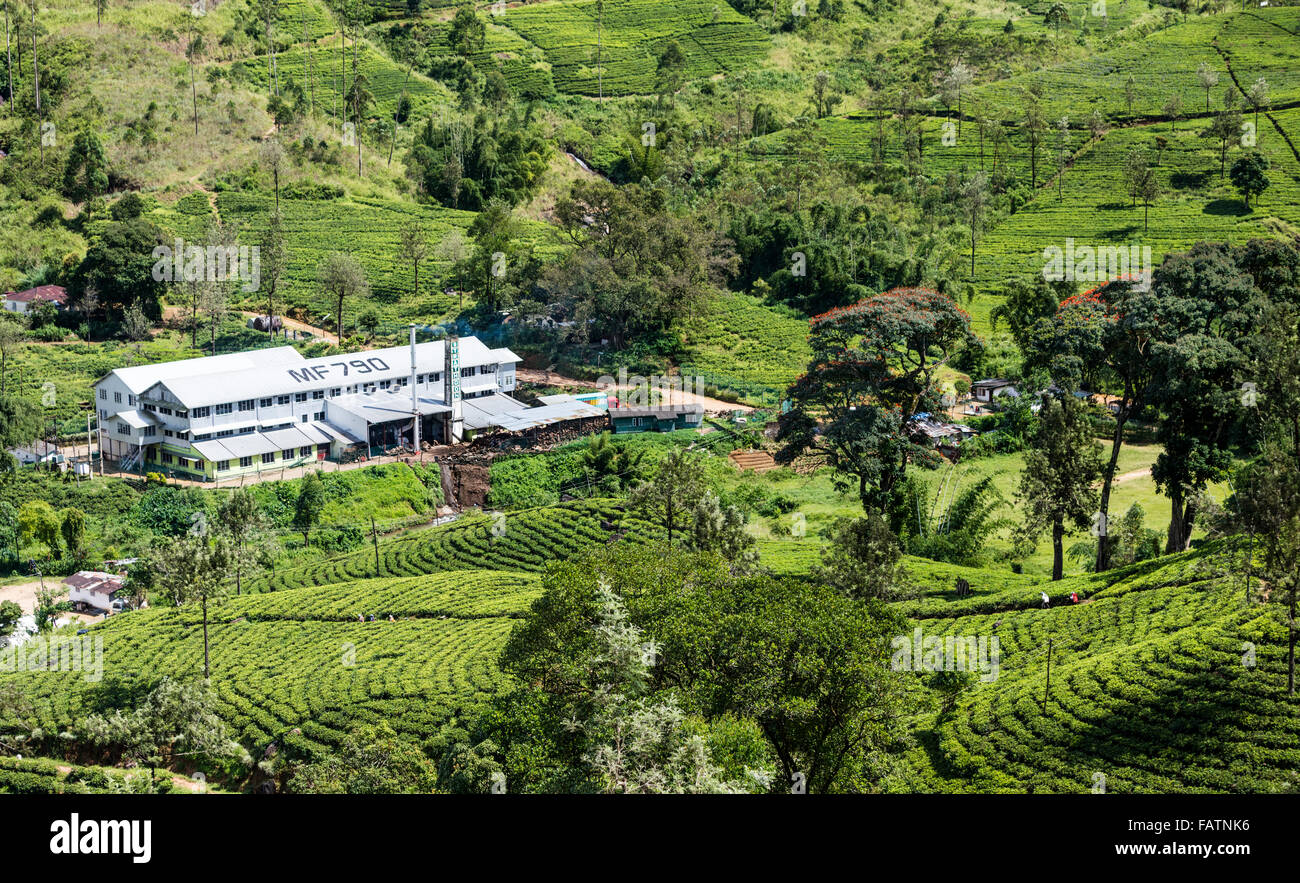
left=0, top=580, right=97, bottom=623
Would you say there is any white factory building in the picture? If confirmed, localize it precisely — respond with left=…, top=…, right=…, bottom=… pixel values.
left=92, top=336, right=601, bottom=480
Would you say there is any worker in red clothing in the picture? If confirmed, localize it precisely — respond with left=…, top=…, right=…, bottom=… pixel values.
left=1070, top=591, right=1079, bottom=604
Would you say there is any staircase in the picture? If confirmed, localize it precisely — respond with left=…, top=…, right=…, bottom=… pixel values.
left=728, top=450, right=777, bottom=473
left=118, top=446, right=144, bottom=473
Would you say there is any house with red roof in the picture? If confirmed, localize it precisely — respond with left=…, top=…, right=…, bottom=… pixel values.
left=3, top=284, right=68, bottom=315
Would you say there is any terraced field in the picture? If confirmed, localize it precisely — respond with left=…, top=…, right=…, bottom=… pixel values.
left=969, top=105, right=1300, bottom=324
left=681, top=291, right=811, bottom=405
left=423, top=19, right=558, bottom=99
left=900, top=545, right=1300, bottom=793
left=497, top=0, right=770, bottom=96
left=231, top=42, right=451, bottom=119
left=3, top=571, right=542, bottom=756
left=217, top=193, right=562, bottom=324
left=250, top=500, right=662, bottom=592
left=963, top=9, right=1300, bottom=125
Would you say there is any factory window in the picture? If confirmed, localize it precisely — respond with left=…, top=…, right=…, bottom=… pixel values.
left=259, top=398, right=273, bottom=408
left=330, top=388, right=341, bottom=397
left=99, top=389, right=107, bottom=400
left=282, top=449, right=294, bottom=460
left=114, top=392, right=122, bottom=403
left=217, top=460, right=230, bottom=472
left=238, top=399, right=255, bottom=412
left=117, top=422, right=131, bottom=435
left=240, top=456, right=252, bottom=468
left=193, top=406, right=210, bottom=418
left=128, top=395, right=137, bottom=405
left=160, top=407, right=173, bottom=416
left=162, top=454, right=173, bottom=465
left=461, top=366, right=476, bottom=377
left=217, top=429, right=234, bottom=438
left=313, top=390, right=325, bottom=400
left=194, top=433, right=212, bottom=441
left=294, top=393, right=307, bottom=403
left=396, top=377, right=408, bottom=387
left=431, top=372, right=441, bottom=383
left=262, top=453, right=275, bottom=464
left=277, top=395, right=291, bottom=405
left=313, top=411, right=325, bottom=421
left=216, top=403, right=232, bottom=415
left=416, top=374, right=425, bottom=385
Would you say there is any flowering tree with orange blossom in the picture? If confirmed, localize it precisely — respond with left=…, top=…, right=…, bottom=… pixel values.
left=775, top=288, right=979, bottom=532
left=1024, top=277, right=1166, bottom=572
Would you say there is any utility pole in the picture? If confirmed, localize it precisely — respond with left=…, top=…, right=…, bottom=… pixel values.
left=371, top=515, right=379, bottom=576
left=1043, top=638, right=1053, bottom=712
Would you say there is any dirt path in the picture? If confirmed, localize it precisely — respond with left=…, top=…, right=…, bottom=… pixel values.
left=55, top=764, right=209, bottom=793
left=240, top=311, right=339, bottom=345
left=516, top=368, right=754, bottom=415
left=1112, top=467, right=1152, bottom=485
left=0, top=580, right=97, bottom=623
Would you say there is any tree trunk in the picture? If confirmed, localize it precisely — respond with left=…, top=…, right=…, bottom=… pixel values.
left=1289, top=588, right=1297, bottom=696
left=189, top=52, right=198, bottom=135
left=1166, top=492, right=1195, bottom=554
left=5, top=2, right=12, bottom=115
left=1095, top=414, right=1128, bottom=572
left=201, top=595, right=210, bottom=679
left=1051, top=520, right=1064, bottom=581
left=30, top=0, right=41, bottom=165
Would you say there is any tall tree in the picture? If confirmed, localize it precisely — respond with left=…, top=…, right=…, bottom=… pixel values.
left=1229, top=151, right=1270, bottom=209
left=261, top=136, right=285, bottom=212
left=257, top=211, right=287, bottom=335
left=1196, top=62, right=1219, bottom=112
left=398, top=222, right=429, bottom=300
left=150, top=534, right=234, bottom=680
left=1024, top=96, right=1045, bottom=190
left=317, top=252, right=369, bottom=341
left=1028, top=280, right=1165, bottom=572
left=962, top=173, right=988, bottom=277
left=294, top=471, right=326, bottom=541
left=631, top=449, right=707, bottom=550
left=182, top=12, right=202, bottom=135
left=28, top=0, right=41, bottom=164
left=1017, top=394, right=1102, bottom=580
left=216, top=488, right=265, bottom=596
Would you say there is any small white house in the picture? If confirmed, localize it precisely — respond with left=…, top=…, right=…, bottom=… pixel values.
left=9, top=441, right=63, bottom=467
left=64, top=571, right=124, bottom=614
left=971, top=379, right=1019, bottom=403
